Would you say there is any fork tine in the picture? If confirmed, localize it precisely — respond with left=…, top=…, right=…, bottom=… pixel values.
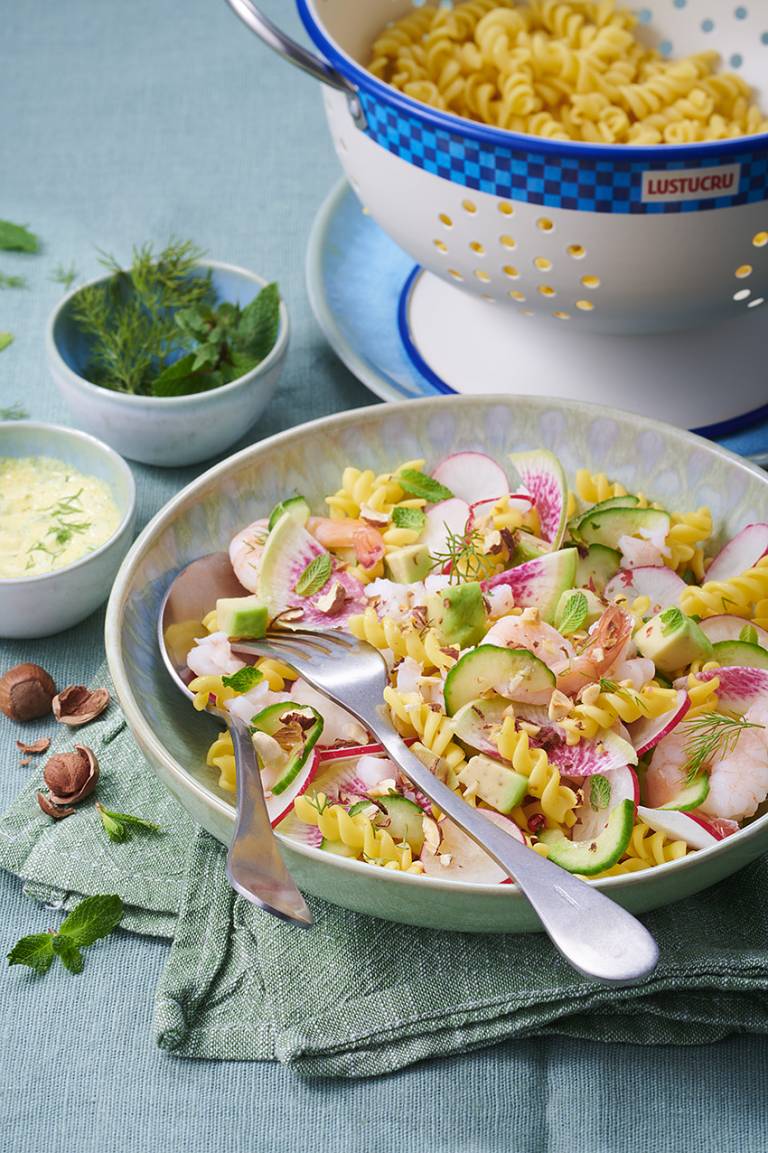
left=271, top=628, right=357, bottom=652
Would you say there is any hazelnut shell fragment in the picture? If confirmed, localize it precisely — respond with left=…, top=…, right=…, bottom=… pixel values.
left=16, top=738, right=51, bottom=755
left=37, top=792, right=76, bottom=820
left=0, top=663, right=56, bottom=722
left=43, top=745, right=99, bottom=805
left=52, top=685, right=110, bottom=727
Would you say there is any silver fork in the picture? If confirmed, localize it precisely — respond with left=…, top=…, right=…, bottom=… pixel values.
left=235, top=629, right=659, bottom=984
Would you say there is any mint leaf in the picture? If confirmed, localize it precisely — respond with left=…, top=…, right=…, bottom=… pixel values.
left=0, top=403, right=27, bottom=420
left=7, top=933, right=54, bottom=974
left=222, top=666, right=264, bottom=692
left=151, top=354, right=199, bottom=397
left=58, top=894, right=124, bottom=947
left=555, top=590, right=588, bottom=635
left=0, top=272, right=27, bottom=289
left=0, top=333, right=13, bottom=353
left=739, top=624, right=759, bottom=645
left=96, top=804, right=160, bottom=841
left=236, top=283, right=280, bottom=363
left=660, top=607, right=684, bottom=636
left=589, top=774, right=611, bottom=811
left=392, top=506, right=426, bottom=532
left=0, top=220, right=39, bottom=252
left=52, top=935, right=84, bottom=974
left=397, top=469, right=453, bottom=503
left=294, top=553, right=332, bottom=598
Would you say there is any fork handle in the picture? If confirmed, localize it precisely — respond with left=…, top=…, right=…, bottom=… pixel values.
left=365, top=713, right=658, bottom=985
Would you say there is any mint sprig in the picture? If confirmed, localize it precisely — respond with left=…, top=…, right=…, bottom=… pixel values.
left=589, top=774, right=611, bottom=811
left=392, top=506, right=426, bottom=532
left=222, top=666, right=264, bottom=692
left=555, top=590, right=588, bottom=635
left=0, top=333, right=13, bottom=353
left=397, top=469, right=453, bottom=503
left=294, top=553, right=332, bottom=598
left=7, top=894, right=124, bottom=976
left=0, top=220, right=39, bottom=252
left=660, top=607, right=684, bottom=636
left=739, top=623, right=759, bottom=645
left=96, top=803, right=162, bottom=843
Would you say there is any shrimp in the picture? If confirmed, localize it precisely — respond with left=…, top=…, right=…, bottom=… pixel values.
left=229, top=518, right=269, bottom=593
left=554, top=604, right=633, bottom=696
left=186, top=632, right=245, bottom=678
left=484, top=614, right=575, bottom=672
left=308, top=517, right=385, bottom=569
left=646, top=699, right=768, bottom=822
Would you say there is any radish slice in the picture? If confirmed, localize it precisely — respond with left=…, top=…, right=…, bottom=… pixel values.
left=689, top=814, right=736, bottom=840
left=698, top=615, right=768, bottom=647
left=676, top=665, right=768, bottom=713
left=626, top=689, right=691, bottom=756
left=421, top=498, right=471, bottom=556
left=482, top=548, right=577, bottom=624
left=419, top=809, right=524, bottom=884
left=266, top=752, right=320, bottom=827
left=636, top=805, right=720, bottom=850
left=315, top=742, right=387, bottom=763
left=466, top=492, right=534, bottom=533
left=704, top=523, right=768, bottom=583
left=515, top=706, right=639, bottom=773
left=571, top=766, right=639, bottom=841
left=508, top=449, right=568, bottom=548
left=431, top=452, right=509, bottom=507
left=604, top=565, right=686, bottom=614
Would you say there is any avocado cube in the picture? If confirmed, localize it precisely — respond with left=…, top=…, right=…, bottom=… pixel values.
left=216, top=595, right=269, bottom=639
left=427, top=581, right=487, bottom=648
left=635, top=607, right=713, bottom=673
left=385, top=543, right=433, bottom=584
left=457, top=754, right=528, bottom=814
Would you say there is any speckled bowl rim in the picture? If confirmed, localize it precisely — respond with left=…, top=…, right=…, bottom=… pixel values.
left=105, top=394, right=768, bottom=901
left=45, top=259, right=290, bottom=407
left=0, top=420, right=136, bottom=586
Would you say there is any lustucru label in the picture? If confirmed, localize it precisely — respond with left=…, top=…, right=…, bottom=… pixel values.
left=641, top=164, right=741, bottom=203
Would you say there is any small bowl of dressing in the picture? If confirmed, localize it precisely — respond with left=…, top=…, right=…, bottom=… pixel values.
left=0, top=422, right=135, bottom=639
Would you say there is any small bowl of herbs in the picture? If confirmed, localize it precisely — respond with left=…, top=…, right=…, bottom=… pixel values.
left=47, top=240, right=288, bottom=467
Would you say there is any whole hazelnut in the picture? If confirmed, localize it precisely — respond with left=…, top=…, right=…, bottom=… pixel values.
left=43, top=745, right=99, bottom=805
left=0, top=663, right=56, bottom=722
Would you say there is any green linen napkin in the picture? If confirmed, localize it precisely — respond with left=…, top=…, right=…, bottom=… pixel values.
left=3, top=666, right=768, bottom=1078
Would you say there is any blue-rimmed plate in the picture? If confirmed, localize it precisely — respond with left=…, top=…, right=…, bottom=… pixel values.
left=306, top=180, right=768, bottom=464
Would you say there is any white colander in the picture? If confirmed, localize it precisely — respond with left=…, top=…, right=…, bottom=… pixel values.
left=227, top=0, right=768, bottom=335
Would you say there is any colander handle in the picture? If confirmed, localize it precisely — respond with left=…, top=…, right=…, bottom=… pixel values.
left=225, top=0, right=366, bottom=126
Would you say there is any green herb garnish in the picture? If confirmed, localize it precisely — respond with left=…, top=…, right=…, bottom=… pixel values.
left=50, top=262, right=79, bottom=291
left=397, top=468, right=453, bottom=503
left=7, top=894, right=123, bottom=976
left=0, top=333, right=13, bottom=353
left=430, top=526, right=496, bottom=584
left=294, top=554, right=332, bottom=598
left=0, top=220, right=39, bottom=252
left=589, top=774, right=611, bottom=811
left=739, top=624, right=759, bottom=645
left=555, top=590, right=588, bottom=635
left=96, top=803, right=162, bottom=843
left=392, top=506, right=426, bottom=532
left=681, top=710, right=764, bottom=783
left=660, top=607, right=684, bottom=636
left=0, top=272, right=27, bottom=289
left=0, top=402, right=27, bottom=419
left=222, top=666, right=264, bottom=692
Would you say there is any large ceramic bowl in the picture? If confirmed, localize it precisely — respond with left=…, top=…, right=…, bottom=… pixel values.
left=105, top=396, right=768, bottom=933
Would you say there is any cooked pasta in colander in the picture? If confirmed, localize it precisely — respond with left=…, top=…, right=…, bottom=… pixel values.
left=367, top=0, right=768, bottom=144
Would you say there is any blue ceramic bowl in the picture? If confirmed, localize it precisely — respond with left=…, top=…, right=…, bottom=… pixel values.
left=105, top=396, right=768, bottom=933
left=0, top=422, right=135, bottom=639
left=47, top=260, right=289, bottom=467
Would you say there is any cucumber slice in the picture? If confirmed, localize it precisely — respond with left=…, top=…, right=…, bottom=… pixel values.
left=378, top=794, right=426, bottom=854
left=539, top=799, right=634, bottom=875
left=712, top=640, right=768, bottom=670
left=451, top=695, right=510, bottom=754
left=457, top=753, right=528, bottom=814
left=443, top=645, right=555, bottom=715
left=268, top=495, right=310, bottom=532
left=658, top=773, right=710, bottom=812
left=569, top=494, right=639, bottom=537
left=251, top=701, right=323, bottom=795
left=576, top=507, right=670, bottom=552
left=575, top=544, right=621, bottom=593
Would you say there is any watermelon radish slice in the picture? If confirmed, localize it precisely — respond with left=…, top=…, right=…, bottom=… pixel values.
left=571, top=765, right=639, bottom=842
left=228, top=518, right=270, bottom=594
left=419, top=809, right=525, bottom=884
left=421, top=497, right=471, bottom=556
left=676, top=665, right=768, bottom=713
left=259, top=511, right=366, bottom=628
left=482, top=548, right=577, bottom=624
left=466, top=492, right=535, bottom=534
left=431, top=452, right=509, bottom=507
left=704, top=523, right=768, bottom=583
left=626, top=689, right=690, bottom=756
left=698, top=615, right=768, bottom=648
left=514, top=705, right=639, bottom=773
left=636, top=805, right=720, bottom=851
left=604, top=565, right=686, bottom=615
left=508, top=449, right=568, bottom=548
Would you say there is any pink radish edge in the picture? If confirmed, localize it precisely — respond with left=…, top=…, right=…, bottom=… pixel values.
left=704, top=523, right=768, bottom=584
left=431, top=451, right=509, bottom=507
left=626, top=689, right=690, bottom=756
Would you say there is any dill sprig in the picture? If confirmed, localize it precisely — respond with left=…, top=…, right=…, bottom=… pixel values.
left=71, top=239, right=213, bottom=395
left=50, top=262, right=79, bottom=291
left=0, top=271, right=27, bottom=289
left=681, top=710, right=764, bottom=783
left=430, top=526, right=497, bottom=585
left=0, top=402, right=27, bottom=420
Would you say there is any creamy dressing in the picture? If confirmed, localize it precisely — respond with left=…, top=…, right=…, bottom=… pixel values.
left=0, top=456, right=121, bottom=579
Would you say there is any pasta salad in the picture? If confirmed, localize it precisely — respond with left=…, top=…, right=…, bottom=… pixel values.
left=185, top=448, right=768, bottom=884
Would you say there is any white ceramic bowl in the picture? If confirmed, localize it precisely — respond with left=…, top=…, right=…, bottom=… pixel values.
left=47, top=260, right=289, bottom=467
left=0, top=422, right=136, bottom=639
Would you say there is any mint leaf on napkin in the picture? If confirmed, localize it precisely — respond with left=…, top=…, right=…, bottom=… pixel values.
left=96, top=804, right=162, bottom=843
left=0, top=220, right=39, bottom=252
left=7, top=894, right=124, bottom=976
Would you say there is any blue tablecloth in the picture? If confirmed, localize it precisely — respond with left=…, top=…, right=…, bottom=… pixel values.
left=2, top=2, right=768, bottom=1149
